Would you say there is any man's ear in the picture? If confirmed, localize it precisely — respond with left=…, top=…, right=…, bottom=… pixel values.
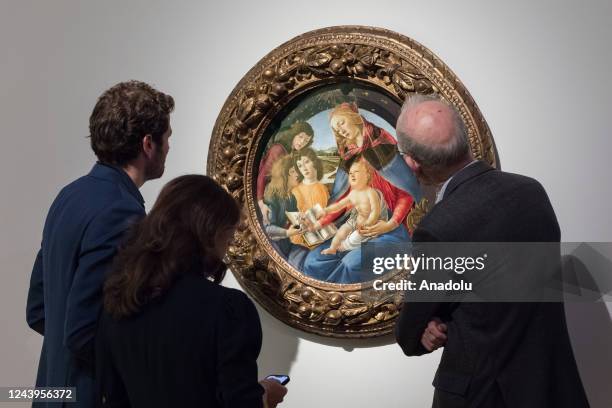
left=403, top=154, right=421, bottom=175
left=142, top=134, right=155, bottom=159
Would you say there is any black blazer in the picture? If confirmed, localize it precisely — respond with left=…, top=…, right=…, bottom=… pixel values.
left=395, top=161, right=589, bottom=408
left=95, top=272, right=264, bottom=408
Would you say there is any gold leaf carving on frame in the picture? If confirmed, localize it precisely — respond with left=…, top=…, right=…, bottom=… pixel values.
left=208, top=26, right=496, bottom=338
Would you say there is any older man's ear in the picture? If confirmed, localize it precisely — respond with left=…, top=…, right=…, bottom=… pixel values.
left=402, top=154, right=421, bottom=175
left=402, top=154, right=437, bottom=186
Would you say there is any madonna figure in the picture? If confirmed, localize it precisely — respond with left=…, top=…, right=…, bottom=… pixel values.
left=302, top=103, right=422, bottom=284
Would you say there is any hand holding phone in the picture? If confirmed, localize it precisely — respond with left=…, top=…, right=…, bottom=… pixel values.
left=265, top=374, right=290, bottom=385
left=260, top=376, right=289, bottom=408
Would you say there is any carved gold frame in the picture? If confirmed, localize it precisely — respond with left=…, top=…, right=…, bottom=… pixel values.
left=207, top=26, right=496, bottom=338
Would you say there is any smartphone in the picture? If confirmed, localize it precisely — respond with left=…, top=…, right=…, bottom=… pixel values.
left=265, top=374, right=290, bottom=385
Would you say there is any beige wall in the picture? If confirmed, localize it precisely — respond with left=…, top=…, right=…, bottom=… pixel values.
left=1, top=0, right=611, bottom=407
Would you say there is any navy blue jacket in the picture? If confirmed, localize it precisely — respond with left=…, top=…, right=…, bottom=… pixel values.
left=26, top=163, right=145, bottom=407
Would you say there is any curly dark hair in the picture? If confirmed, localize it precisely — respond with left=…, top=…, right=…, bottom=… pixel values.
left=89, top=80, right=175, bottom=166
left=103, top=175, right=240, bottom=319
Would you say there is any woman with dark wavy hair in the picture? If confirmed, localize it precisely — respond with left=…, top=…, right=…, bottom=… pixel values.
left=96, top=175, right=287, bottom=408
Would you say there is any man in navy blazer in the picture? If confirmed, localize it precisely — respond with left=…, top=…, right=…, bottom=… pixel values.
left=26, top=81, right=174, bottom=407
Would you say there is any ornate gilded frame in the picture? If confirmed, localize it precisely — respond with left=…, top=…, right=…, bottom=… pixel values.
left=207, top=26, right=497, bottom=338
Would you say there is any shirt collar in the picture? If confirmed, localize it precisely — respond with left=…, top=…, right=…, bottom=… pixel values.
left=89, top=162, right=145, bottom=206
left=435, top=160, right=479, bottom=204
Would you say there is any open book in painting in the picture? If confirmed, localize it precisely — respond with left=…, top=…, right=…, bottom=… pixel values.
left=285, top=204, right=337, bottom=247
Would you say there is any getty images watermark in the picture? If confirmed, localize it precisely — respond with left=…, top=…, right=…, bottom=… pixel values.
left=371, top=252, right=487, bottom=292
left=360, top=242, right=612, bottom=303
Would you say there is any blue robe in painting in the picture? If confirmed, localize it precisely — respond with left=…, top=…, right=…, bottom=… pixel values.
left=303, top=151, right=421, bottom=284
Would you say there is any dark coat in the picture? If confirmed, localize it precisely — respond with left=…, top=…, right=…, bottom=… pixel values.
left=26, top=163, right=145, bottom=408
left=95, top=272, right=265, bottom=408
left=395, top=161, right=589, bottom=408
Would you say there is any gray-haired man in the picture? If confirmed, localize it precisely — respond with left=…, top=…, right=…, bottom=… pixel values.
left=394, top=94, right=588, bottom=407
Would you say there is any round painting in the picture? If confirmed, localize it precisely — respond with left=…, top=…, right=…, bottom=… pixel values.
left=208, top=26, right=496, bottom=337
left=255, top=82, right=422, bottom=284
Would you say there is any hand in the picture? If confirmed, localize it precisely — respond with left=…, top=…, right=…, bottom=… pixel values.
left=360, top=219, right=398, bottom=238
left=259, top=378, right=288, bottom=408
left=300, top=214, right=321, bottom=232
left=258, top=200, right=271, bottom=225
left=316, top=207, right=329, bottom=220
left=420, top=317, right=447, bottom=352
left=286, top=225, right=301, bottom=237
left=306, top=221, right=322, bottom=232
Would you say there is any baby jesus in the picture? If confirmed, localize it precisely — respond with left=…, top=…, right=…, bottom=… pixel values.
left=320, top=159, right=388, bottom=255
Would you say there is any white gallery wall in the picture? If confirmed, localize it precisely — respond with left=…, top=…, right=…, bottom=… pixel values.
left=1, top=1, right=611, bottom=407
